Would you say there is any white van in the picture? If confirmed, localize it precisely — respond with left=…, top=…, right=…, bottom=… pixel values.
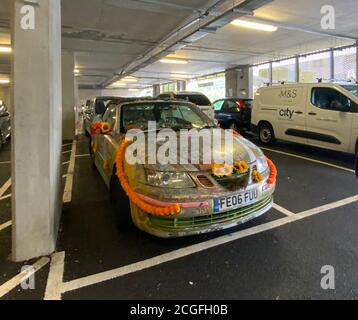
left=251, top=82, right=358, bottom=154
left=157, top=91, right=215, bottom=119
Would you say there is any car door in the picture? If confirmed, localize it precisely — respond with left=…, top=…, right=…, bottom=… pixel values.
left=213, top=99, right=225, bottom=122
left=219, top=100, right=241, bottom=127
left=306, top=86, right=353, bottom=152
left=95, top=104, right=118, bottom=176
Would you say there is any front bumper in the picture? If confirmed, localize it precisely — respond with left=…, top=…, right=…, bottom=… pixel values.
left=133, top=184, right=275, bottom=238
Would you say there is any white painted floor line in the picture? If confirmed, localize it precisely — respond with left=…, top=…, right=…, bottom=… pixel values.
left=0, top=220, right=12, bottom=232
left=44, top=252, right=65, bottom=300
left=0, top=193, right=11, bottom=201
left=0, top=257, right=50, bottom=298
left=0, top=178, right=11, bottom=198
left=0, top=161, right=10, bottom=165
left=75, top=154, right=90, bottom=158
left=273, top=203, right=297, bottom=218
left=62, top=143, right=73, bottom=148
left=261, top=147, right=355, bottom=173
left=60, top=193, right=358, bottom=295
left=63, top=141, right=77, bottom=204
left=62, top=161, right=70, bottom=166
left=61, top=216, right=294, bottom=294
left=298, top=194, right=358, bottom=219
left=62, top=150, right=72, bottom=155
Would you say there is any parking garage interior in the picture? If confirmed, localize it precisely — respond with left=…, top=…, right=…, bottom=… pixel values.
left=1, top=0, right=358, bottom=302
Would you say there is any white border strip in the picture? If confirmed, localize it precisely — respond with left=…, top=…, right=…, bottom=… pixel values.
left=75, top=154, right=90, bottom=158
left=261, top=147, right=355, bottom=173
left=63, top=141, right=77, bottom=203
left=44, top=252, right=65, bottom=300
left=0, top=220, right=12, bottom=232
left=0, top=257, right=49, bottom=298
left=0, top=161, right=10, bottom=165
left=0, top=178, right=11, bottom=198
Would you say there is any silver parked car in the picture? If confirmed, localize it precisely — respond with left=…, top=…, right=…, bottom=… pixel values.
left=0, top=101, right=11, bottom=148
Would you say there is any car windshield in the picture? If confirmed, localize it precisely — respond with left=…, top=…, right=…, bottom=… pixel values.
left=341, top=85, right=358, bottom=97
left=122, top=102, right=215, bottom=132
left=175, top=94, right=211, bottom=106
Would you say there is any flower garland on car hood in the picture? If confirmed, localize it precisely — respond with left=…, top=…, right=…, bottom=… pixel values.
left=116, top=139, right=181, bottom=217
left=266, top=158, right=277, bottom=186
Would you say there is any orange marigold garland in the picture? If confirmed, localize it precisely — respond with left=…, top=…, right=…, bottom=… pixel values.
left=116, top=139, right=181, bottom=217
left=266, top=157, right=277, bottom=186
left=90, top=122, right=102, bottom=135
left=234, top=161, right=249, bottom=174
left=101, top=122, right=111, bottom=134
left=252, top=170, right=263, bottom=183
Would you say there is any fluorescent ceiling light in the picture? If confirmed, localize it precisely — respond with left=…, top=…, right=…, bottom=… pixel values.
left=113, top=81, right=126, bottom=87
left=0, top=79, right=10, bottom=84
left=170, top=74, right=190, bottom=79
left=0, top=46, right=12, bottom=53
left=160, top=58, right=188, bottom=64
left=122, top=77, right=138, bottom=82
left=231, top=19, right=278, bottom=32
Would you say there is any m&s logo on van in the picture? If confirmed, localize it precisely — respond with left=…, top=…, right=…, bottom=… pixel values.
left=279, top=90, right=298, bottom=99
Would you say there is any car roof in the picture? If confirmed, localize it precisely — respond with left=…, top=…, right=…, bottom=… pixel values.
left=115, top=99, right=197, bottom=107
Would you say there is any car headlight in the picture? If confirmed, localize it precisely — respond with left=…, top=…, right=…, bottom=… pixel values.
left=146, top=170, right=196, bottom=189
left=256, top=156, right=268, bottom=173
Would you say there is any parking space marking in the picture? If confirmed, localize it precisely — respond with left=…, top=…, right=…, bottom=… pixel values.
left=298, top=194, right=358, bottom=219
left=0, top=220, right=11, bottom=232
left=0, top=178, right=11, bottom=198
left=75, top=154, right=90, bottom=158
left=63, top=141, right=77, bottom=203
left=62, top=143, right=73, bottom=148
left=261, top=147, right=355, bottom=173
left=0, top=257, right=50, bottom=298
left=62, top=150, right=72, bottom=155
left=0, top=194, right=11, bottom=201
left=62, top=161, right=70, bottom=166
left=0, top=161, right=10, bottom=165
left=58, top=192, right=358, bottom=296
left=273, top=203, right=297, bottom=218
left=44, top=252, right=65, bottom=300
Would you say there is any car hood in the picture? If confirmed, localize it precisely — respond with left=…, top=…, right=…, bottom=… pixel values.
left=142, top=129, right=264, bottom=173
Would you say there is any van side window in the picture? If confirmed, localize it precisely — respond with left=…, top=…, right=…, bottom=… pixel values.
left=311, top=88, right=352, bottom=112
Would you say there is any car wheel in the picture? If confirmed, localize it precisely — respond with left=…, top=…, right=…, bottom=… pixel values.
left=259, top=123, right=276, bottom=145
left=110, top=173, right=133, bottom=229
left=88, top=137, right=97, bottom=170
left=228, top=121, right=239, bottom=131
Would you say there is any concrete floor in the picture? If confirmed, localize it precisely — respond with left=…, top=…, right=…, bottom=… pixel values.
left=1, top=134, right=358, bottom=300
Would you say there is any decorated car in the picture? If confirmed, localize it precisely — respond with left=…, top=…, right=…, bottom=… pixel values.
left=90, top=100, right=277, bottom=238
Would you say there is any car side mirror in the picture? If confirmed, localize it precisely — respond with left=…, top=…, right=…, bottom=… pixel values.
left=95, top=101, right=106, bottom=115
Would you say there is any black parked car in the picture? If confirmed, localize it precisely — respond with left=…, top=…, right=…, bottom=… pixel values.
left=213, top=98, right=253, bottom=132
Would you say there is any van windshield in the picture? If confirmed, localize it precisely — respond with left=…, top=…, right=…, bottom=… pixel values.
left=341, top=85, right=358, bottom=97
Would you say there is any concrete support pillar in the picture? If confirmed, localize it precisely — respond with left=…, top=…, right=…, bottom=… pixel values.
left=176, top=80, right=186, bottom=91
left=62, top=51, right=76, bottom=140
left=12, top=0, right=62, bottom=261
left=330, top=49, right=335, bottom=80
left=153, top=84, right=160, bottom=97
left=225, top=66, right=253, bottom=99
left=295, top=56, right=300, bottom=83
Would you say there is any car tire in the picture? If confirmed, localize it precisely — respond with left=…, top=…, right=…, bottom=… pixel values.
left=110, top=173, right=133, bottom=229
left=228, top=121, right=239, bottom=132
left=259, top=122, right=276, bottom=145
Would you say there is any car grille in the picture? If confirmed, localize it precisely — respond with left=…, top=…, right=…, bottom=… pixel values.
left=196, top=175, right=214, bottom=188
left=149, top=196, right=272, bottom=230
left=213, top=172, right=250, bottom=191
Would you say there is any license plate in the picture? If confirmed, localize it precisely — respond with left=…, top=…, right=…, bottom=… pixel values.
left=213, top=189, right=259, bottom=213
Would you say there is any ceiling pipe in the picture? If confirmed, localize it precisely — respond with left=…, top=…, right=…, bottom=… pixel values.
left=100, top=0, right=274, bottom=88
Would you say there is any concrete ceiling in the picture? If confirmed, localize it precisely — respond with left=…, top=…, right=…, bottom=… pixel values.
left=0, top=0, right=358, bottom=90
